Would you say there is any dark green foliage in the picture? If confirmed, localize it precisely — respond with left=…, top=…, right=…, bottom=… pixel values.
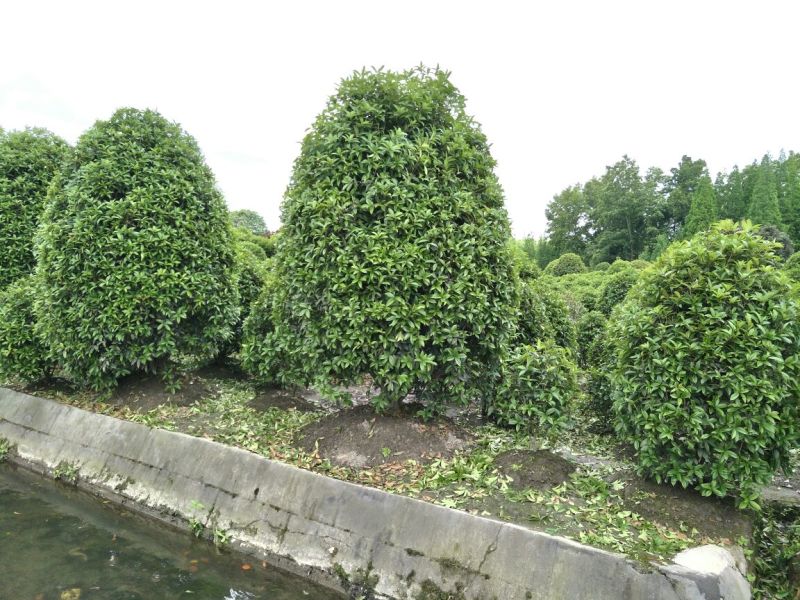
left=0, top=275, right=53, bottom=383
left=0, top=128, right=70, bottom=289
left=543, top=252, right=586, bottom=276
left=592, top=261, right=610, bottom=272
left=490, top=340, right=576, bottom=432
left=681, top=176, right=718, bottom=238
left=611, top=221, right=800, bottom=507
left=597, top=268, right=639, bottom=316
left=757, top=224, right=794, bottom=261
left=751, top=504, right=800, bottom=599
left=748, top=158, right=782, bottom=227
left=36, top=108, right=238, bottom=389
left=229, top=208, right=268, bottom=235
left=585, top=324, right=614, bottom=427
left=576, top=310, right=607, bottom=369
left=242, top=67, right=517, bottom=412
left=517, top=279, right=576, bottom=354
left=226, top=246, right=269, bottom=354
left=785, top=252, right=800, bottom=280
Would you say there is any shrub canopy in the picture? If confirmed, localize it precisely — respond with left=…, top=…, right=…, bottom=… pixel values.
left=612, top=221, right=800, bottom=506
left=0, top=128, right=69, bottom=288
left=490, top=340, right=576, bottom=433
left=544, top=252, right=586, bottom=276
left=242, top=67, right=517, bottom=412
left=36, top=108, right=237, bottom=389
left=0, top=275, right=53, bottom=383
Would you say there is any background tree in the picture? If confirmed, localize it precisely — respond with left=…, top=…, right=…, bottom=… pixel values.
left=242, top=67, right=517, bottom=414
left=748, top=156, right=782, bottom=227
left=545, top=184, right=591, bottom=258
left=0, top=128, right=69, bottom=289
left=661, top=155, right=708, bottom=238
left=681, top=176, right=718, bottom=238
left=36, top=108, right=238, bottom=389
left=229, top=208, right=268, bottom=235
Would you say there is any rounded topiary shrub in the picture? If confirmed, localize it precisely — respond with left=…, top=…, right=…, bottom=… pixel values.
left=612, top=220, right=800, bottom=506
left=592, top=261, right=611, bottom=272
left=241, top=67, right=517, bottom=412
left=517, top=279, right=576, bottom=354
left=0, top=128, right=70, bottom=289
left=36, top=108, right=238, bottom=389
left=597, top=268, right=639, bottom=316
left=544, top=253, right=586, bottom=276
left=490, top=340, right=577, bottom=432
left=0, top=275, right=53, bottom=383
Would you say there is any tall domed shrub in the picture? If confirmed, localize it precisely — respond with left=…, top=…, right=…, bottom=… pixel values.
left=612, top=221, right=800, bottom=507
left=241, top=67, right=517, bottom=412
left=0, top=128, right=69, bottom=289
left=36, top=108, right=238, bottom=389
left=544, top=253, right=586, bottom=276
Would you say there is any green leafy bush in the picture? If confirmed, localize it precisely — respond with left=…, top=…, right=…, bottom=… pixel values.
left=490, top=340, right=577, bottom=432
left=612, top=221, right=800, bottom=507
left=232, top=227, right=277, bottom=259
left=508, top=240, right=541, bottom=280
left=545, top=271, right=607, bottom=315
left=628, top=259, right=651, bottom=271
left=0, top=275, right=53, bottom=383
left=36, top=108, right=238, bottom=389
left=544, top=252, right=586, bottom=276
left=241, top=67, right=517, bottom=412
left=226, top=246, right=269, bottom=354
left=785, top=251, right=800, bottom=280
left=592, top=261, right=610, bottom=272
left=0, top=128, right=69, bottom=289
left=576, top=310, right=607, bottom=369
left=597, top=268, right=639, bottom=316
left=517, top=279, right=576, bottom=354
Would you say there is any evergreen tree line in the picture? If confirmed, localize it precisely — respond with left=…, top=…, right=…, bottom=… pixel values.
left=526, top=152, right=800, bottom=267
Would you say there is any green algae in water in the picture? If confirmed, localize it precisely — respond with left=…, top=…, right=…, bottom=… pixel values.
left=0, top=465, right=342, bottom=600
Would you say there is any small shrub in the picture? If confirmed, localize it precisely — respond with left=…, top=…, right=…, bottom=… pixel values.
left=36, top=108, right=238, bottom=389
left=226, top=247, right=269, bottom=354
left=509, top=241, right=541, bottom=280
left=576, top=310, right=607, bottom=369
left=0, top=275, right=53, bottom=383
left=592, top=261, right=610, bottom=272
left=0, top=128, right=70, bottom=289
left=628, top=259, right=651, bottom=271
left=490, top=340, right=577, bottom=432
left=597, top=268, right=639, bottom=316
left=544, top=253, right=586, bottom=276
left=232, top=226, right=277, bottom=258
left=612, top=221, right=800, bottom=507
left=607, top=259, right=631, bottom=274
left=242, top=67, right=517, bottom=413
left=517, top=279, right=576, bottom=354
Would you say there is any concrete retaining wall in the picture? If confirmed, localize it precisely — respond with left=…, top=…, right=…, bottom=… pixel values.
left=0, top=387, right=750, bottom=599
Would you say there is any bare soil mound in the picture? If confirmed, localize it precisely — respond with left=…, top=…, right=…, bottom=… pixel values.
left=249, top=387, right=319, bottom=413
left=297, top=404, right=473, bottom=468
left=495, top=449, right=576, bottom=491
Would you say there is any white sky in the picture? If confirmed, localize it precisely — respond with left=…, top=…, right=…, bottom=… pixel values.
left=1, top=0, right=798, bottom=237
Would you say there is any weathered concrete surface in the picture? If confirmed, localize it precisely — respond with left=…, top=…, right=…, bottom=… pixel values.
left=0, top=387, right=750, bottom=600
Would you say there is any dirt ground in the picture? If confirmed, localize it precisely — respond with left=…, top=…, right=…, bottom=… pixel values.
left=297, top=404, right=473, bottom=468
left=109, top=372, right=212, bottom=411
left=495, top=449, right=576, bottom=491
left=249, top=387, right=320, bottom=413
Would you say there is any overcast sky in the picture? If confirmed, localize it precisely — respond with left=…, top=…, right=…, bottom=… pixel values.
left=2, top=1, right=798, bottom=237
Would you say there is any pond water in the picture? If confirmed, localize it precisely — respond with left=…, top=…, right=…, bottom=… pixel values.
left=0, top=465, right=343, bottom=600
